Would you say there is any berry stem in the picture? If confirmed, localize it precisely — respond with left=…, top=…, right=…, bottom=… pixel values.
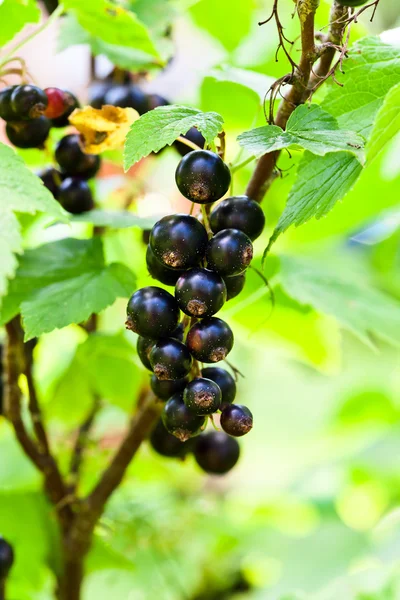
left=201, top=204, right=213, bottom=237
left=175, top=135, right=203, bottom=152
left=230, top=155, right=255, bottom=174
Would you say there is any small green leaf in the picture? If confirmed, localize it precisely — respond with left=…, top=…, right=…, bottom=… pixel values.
left=71, top=209, right=159, bottom=229
left=280, top=254, right=400, bottom=349
left=367, top=82, right=400, bottom=162
left=0, top=0, right=40, bottom=46
left=124, top=105, right=224, bottom=170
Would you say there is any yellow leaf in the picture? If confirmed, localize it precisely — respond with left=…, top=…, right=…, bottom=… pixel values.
left=69, top=105, right=139, bottom=154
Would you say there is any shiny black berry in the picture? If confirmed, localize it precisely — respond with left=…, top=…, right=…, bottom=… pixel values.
left=175, top=268, right=226, bottom=318
left=206, top=229, right=253, bottom=277
left=126, top=287, right=180, bottom=338
left=194, top=431, right=240, bottom=475
left=336, top=0, right=367, bottom=5
left=0, top=86, right=18, bottom=121
left=220, top=404, right=253, bottom=437
left=6, top=116, right=51, bottom=148
left=183, top=377, right=221, bottom=415
left=51, top=91, right=79, bottom=128
left=137, top=336, right=154, bottom=371
left=175, top=150, right=231, bottom=204
left=210, top=196, right=265, bottom=241
left=147, top=94, right=169, bottom=110
left=150, top=214, right=208, bottom=270
left=55, top=134, right=101, bottom=179
left=224, top=273, right=246, bottom=301
left=150, top=374, right=187, bottom=400
left=104, top=84, right=149, bottom=114
left=186, top=317, right=234, bottom=363
left=146, top=245, right=185, bottom=286
left=171, top=322, right=185, bottom=342
left=0, top=537, right=14, bottom=578
left=174, top=127, right=205, bottom=156
left=201, top=367, right=236, bottom=409
left=162, top=392, right=206, bottom=441
left=150, top=338, right=192, bottom=380
left=38, top=167, right=62, bottom=199
left=89, top=80, right=113, bottom=109
left=10, top=84, right=48, bottom=119
left=58, top=178, right=94, bottom=214
left=150, top=419, right=194, bottom=458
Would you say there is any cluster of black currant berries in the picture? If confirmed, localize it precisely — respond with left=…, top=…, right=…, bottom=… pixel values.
left=127, top=149, right=266, bottom=475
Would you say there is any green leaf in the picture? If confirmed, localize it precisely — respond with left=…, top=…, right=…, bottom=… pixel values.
left=238, top=105, right=365, bottom=161
left=0, top=0, right=40, bottom=46
left=63, top=0, right=161, bottom=61
left=124, top=105, right=224, bottom=170
left=280, top=254, right=400, bottom=349
left=0, top=238, right=136, bottom=340
left=71, top=209, right=159, bottom=229
left=367, top=82, right=400, bottom=162
left=0, top=143, right=66, bottom=309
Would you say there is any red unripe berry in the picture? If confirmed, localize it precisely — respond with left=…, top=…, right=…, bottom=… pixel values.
left=44, top=88, right=68, bottom=119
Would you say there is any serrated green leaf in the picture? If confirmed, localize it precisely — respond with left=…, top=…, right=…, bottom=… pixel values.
left=280, top=255, right=400, bottom=349
left=238, top=105, right=365, bottom=161
left=367, top=82, right=400, bottom=162
left=0, top=238, right=136, bottom=340
left=71, top=209, right=159, bottom=229
left=124, top=105, right=224, bottom=170
left=0, top=0, right=40, bottom=46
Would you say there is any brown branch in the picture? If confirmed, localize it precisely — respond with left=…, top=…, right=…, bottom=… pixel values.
left=68, top=397, right=101, bottom=493
left=23, top=339, right=50, bottom=455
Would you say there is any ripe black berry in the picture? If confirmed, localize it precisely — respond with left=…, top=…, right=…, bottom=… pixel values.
left=210, top=196, right=265, bottom=241
left=206, top=229, right=253, bottom=277
left=6, top=116, right=51, bottom=148
left=336, top=0, right=367, bottom=5
left=183, top=377, right=221, bottom=415
left=38, top=167, right=62, bottom=199
left=58, top=178, right=94, bottom=214
left=201, top=367, right=236, bottom=409
left=175, top=268, right=226, bottom=318
left=0, top=86, right=18, bottom=121
left=175, top=150, right=231, bottom=204
left=146, top=245, right=185, bottom=286
left=220, top=404, right=253, bottom=437
left=171, top=322, right=185, bottom=342
left=51, top=91, right=79, bottom=128
left=162, top=392, right=206, bottom=441
left=0, top=537, right=14, bottom=578
left=150, top=374, right=187, bottom=400
left=55, top=134, right=101, bottom=179
left=224, top=273, right=246, bottom=301
left=186, top=317, right=234, bottom=363
left=194, top=431, right=240, bottom=474
left=10, top=84, right=48, bottom=119
left=150, top=214, right=208, bottom=269
left=174, top=127, right=205, bottom=156
left=150, top=419, right=194, bottom=458
left=89, top=80, right=112, bottom=109
left=104, top=84, right=149, bottom=115
left=126, top=287, right=180, bottom=338
left=150, top=338, right=192, bottom=380
left=137, top=336, right=154, bottom=371
left=147, top=94, right=169, bottom=110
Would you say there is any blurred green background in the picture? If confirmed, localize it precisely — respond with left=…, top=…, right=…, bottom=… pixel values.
left=1, top=0, right=400, bottom=599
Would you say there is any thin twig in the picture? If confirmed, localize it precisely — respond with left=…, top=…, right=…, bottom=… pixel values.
left=68, top=397, right=102, bottom=493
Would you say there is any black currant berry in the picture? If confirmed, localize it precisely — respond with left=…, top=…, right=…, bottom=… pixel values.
left=175, top=268, right=227, bottom=318
left=6, top=116, right=51, bottom=148
left=186, top=317, right=234, bottom=363
left=162, top=392, right=206, bottom=441
left=126, top=287, right=180, bottom=338
left=146, top=245, right=185, bottom=286
left=89, top=80, right=112, bottom=109
left=206, top=229, right=253, bottom=277
left=183, top=377, right=221, bottom=415
left=0, top=537, right=14, bottom=578
left=137, top=336, right=154, bottom=371
left=0, top=86, right=18, bottom=121
left=10, top=84, right=48, bottom=119
left=224, top=273, right=246, bottom=301
left=51, top=91, right=79, bottom=128
left=201, top=367, right=236, bottom=409
left=150, top=374, right=187, bottom=400
left=220, top=404, right=253, bottom=437
left=147, top=94, right=169, bottom=110
left=55, top=134, right=101, bottom=179
left=150, top=419, right=194, bottom=458
left=336, top=0, right=367, bottom=5
left=150, top=338, right=193, bottom=380
left=174, top=127, right=206, bottom=156
left=38, top=167, right=62, bottom=199
left=175, top=150, right=231, bottom=204
left=171, top=322, right=185, bottom=342
left=104, top=84, right=149, bottom=115
left=194, top=431, right=240, bottom=475
left=210, top=196, right=265, bottom=241
left=58, top=178, right=94, bottom=214
left=150, top=214, right=208, bottom=270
